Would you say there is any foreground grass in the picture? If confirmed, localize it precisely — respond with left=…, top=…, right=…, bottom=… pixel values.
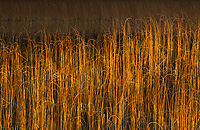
left=0, top=17, right=200, bottom=129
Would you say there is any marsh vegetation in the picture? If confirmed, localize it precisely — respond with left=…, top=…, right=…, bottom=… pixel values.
left=0, top=16, right=200, bottom=129
left=0, top=0, right=200, bottom=129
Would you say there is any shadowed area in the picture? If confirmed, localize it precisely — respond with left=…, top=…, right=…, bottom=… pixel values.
left=0, top=0, right=200, bottom=36
left=1, top=0, right=200, bottom=20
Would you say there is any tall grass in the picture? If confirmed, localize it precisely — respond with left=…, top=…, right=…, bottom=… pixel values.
left=0, top=17, right=200, bottom=129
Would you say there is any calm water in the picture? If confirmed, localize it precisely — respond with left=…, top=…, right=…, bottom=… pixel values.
left=0, top=18, right=128, bottom=38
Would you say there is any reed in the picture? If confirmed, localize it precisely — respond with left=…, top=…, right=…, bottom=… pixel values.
left=0, top=16, right=200, bottom=129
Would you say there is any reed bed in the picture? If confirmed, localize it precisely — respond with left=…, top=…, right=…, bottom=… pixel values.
left=0, top=17, right=200, bottom=130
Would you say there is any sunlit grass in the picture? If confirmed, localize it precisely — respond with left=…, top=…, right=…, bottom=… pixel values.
left=0, top=17, right=199, bottom=129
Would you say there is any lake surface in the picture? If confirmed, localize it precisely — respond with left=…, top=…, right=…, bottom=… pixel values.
left=0, top=18, right=128, bottom=38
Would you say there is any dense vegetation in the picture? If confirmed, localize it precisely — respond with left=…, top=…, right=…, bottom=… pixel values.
left=0, top=17, right=199, bottom=129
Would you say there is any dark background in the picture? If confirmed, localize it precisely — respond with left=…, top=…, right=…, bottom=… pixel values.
left=0, top=0, right=199, bottom=35
left=1, top=0, right=200, bottom=20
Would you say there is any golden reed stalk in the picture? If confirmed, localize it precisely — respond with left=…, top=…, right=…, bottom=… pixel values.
left=0, top=16, right=199, bottom=129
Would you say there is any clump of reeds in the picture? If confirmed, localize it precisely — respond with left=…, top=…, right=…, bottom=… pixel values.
left=0, top=16, right=199, bottom=129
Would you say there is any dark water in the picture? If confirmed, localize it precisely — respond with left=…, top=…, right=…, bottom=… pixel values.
left=0, top=18, right=127, bottom=39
